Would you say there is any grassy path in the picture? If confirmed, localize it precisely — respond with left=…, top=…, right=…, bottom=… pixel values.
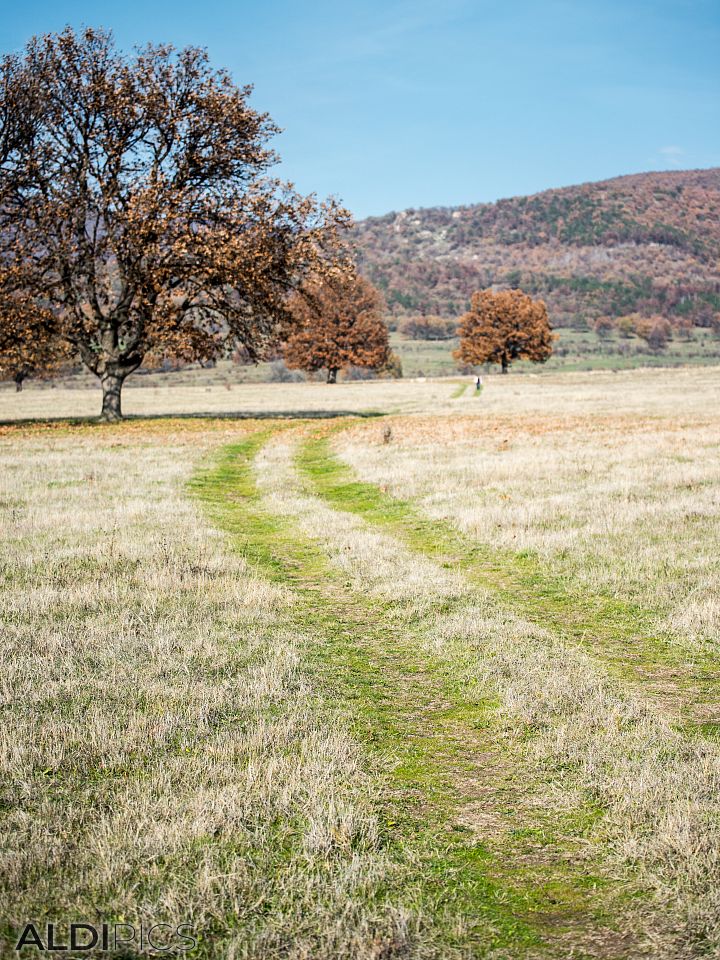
left=297, top=428, right=720, bottom=737
left=193, top=427, right=645, bottom=959
left=451, top=381, right=484, bottom=400
left=286, top=424, right=720, bottom=957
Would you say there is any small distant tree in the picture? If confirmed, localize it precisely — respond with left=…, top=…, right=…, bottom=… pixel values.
left=284, top=272, right=389, bottom=383
left=593, top=316, right=614, bottom=338
left=400, top=315, right=456, bottom=340
left=454, top=289, right=554, bottom=374
left=378, top=350, right=403, bottom=379
left=694, top=305, right=716, bottom=328
left=675, top=317, right=695, bottom=340
left=635, top=316, right=672, bottom=352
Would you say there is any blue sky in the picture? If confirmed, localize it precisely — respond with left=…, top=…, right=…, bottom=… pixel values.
left=2, top=1, right=718, bottom=218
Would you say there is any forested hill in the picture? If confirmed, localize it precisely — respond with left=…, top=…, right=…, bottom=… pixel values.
left=352, top=168, right=720, bottom=328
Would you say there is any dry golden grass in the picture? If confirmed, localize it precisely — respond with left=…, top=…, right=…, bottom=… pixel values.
left=3, top=363, right=719, bottom=423
left=4, top=365, right=720, bottom=957
left=0, top=423, right=413, bottom=958
left=336, top=368, right=720, bottom=648
left=0, top=377, right=453, bottom=421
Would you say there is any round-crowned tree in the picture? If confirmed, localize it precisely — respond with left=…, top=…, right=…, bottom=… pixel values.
left=284, top=272, right=389, bottom=383
left=454, top=289, right=554, bottom=374
left=0, top=28, right=349, bottom=419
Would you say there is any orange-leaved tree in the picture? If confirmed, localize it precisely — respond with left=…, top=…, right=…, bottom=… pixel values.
left=634, top=316, right=672, bottom=352
left=454, top=289, right=554, bottom=374
left=284, top=271, right=389, bottom=383
left=0, top=28, right=349, bottom=419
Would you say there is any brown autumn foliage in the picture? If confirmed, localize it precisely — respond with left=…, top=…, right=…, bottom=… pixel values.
left=635, top=316, right=673, bottom=352
left=454, top=289, right=554, bottom=373
left=0, top=271, right=71, bottom=389
left=284, top=271, right=389, bottom=383
left=0, top=28, right=350, bottom=419
left=593, top=316, right=615, bottom=338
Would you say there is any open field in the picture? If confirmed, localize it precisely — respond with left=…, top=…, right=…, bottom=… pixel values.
left=390, top=328, right=720, bottom=378
left=2, top=366, right=720, bottom=958
left=2, top=322, right=719, bottom=405
left=1, top=363, right=718, bottom=423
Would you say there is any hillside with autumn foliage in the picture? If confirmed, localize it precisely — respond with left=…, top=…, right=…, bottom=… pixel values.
left=353, top=168, right=720, bottom=330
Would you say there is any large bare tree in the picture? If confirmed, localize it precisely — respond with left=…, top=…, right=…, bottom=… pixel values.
left=0, top=28, right=349, bottom=418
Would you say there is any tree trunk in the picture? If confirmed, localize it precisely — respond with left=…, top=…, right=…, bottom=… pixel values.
left=327, top=367, right=338, bottom=384
left=501, top=354, right=509, bottom=374
left=100, top=372, right=125, bottom=421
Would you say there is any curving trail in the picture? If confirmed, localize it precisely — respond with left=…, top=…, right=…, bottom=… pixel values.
left=195, top=425, right=652, bottom=959
left=194, top=422, right=720, bottom=959
left=298, top=429, right=720, bottom=734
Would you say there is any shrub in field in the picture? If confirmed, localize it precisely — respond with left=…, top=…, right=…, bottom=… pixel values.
left=616, top=314, right=640, bottom=338
left=676, top=317, right=695, bottom=340
left=635, top=317, right=673, bottom=352
left=378, top=350, right=403, bottom=379
left=593, top=316, right=615, bottom=338
left=343, top=365, right=377, bottom=381
left=269, top=360, right=305, bottom=382
left=454, top=289, right=554, bottom=374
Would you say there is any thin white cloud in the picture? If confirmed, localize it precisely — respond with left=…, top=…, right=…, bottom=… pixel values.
left=658, top=145, right=685, bottom=167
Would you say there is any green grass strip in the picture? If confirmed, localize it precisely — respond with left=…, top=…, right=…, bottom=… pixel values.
left=190, top=427, right=632, bottom=958
left=297, top=429, right=720, bottom=736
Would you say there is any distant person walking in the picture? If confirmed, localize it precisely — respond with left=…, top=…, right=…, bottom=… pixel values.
left=474, top=375, right=483, bottom=392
